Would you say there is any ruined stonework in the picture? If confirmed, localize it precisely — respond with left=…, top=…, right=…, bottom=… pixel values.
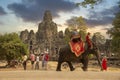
left=28, top=30, right=36, bottom=41
left=36, top=10, right=58, bottom=56
left=20, top=29, right=29, bottom=43
left=20, top=10, right=65, bottom=60
left=36, top=10, right=57, bottom=44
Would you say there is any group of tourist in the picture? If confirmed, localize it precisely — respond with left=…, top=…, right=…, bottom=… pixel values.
left=22, top=50, right=49, bottom=70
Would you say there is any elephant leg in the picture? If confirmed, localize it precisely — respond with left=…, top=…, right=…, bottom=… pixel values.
left=84, top=58, right=88, bottom=71
left=66, top=61, right=75, bottom=71
left=81, top=55, right=89, bottom=71
left=56, top=61, right=62, bottom=71
left=95, top=53, right=103, bottom=70
left=81, top=59, right=88, bottom=71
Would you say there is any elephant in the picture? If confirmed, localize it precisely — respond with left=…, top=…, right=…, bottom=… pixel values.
left=56, top=39, right=102, bottom=71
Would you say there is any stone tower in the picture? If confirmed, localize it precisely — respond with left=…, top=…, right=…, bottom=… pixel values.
left=36, top=10, right=58, bottom=55
left=20, top=29, right=29, bottom=43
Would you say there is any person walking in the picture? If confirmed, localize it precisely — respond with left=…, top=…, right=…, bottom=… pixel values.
left=41, top=52, right=45, bottom=69
left=22, top=54, right=28, bottom=70
left=30, top=52, right=35, bottom=69
left=102, top=56, right=107, bottom=71
left=41, top=50, right=49, bottom=70
left=44, top=51, right=49, bottom=70
left=35, top=55, right=40, bottom=70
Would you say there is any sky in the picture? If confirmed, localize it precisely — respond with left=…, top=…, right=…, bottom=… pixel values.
left=0, top=0, right=119, bottom=38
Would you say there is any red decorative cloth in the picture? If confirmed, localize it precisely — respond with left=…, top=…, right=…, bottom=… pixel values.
left=69, top=41, right=85, bottom=57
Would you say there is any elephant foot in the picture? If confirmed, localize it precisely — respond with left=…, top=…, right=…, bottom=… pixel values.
left=70, top=68, right=75, bottom=71
left=56, top=69, right=61, bottom=71
left=81, top=67, right=87, bottom=71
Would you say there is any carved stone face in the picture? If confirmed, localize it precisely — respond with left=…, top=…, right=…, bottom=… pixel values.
left=43, top=10, right=52, bottom=22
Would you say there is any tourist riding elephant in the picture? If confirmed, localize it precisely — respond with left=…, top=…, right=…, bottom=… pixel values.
left=56, top=40, right=102, bottom=71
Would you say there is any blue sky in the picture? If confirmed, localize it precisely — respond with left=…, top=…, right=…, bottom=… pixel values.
left=0, top=0, right=119, bottom=38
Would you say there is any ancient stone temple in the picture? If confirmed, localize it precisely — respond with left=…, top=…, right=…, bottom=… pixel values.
left=36, top=10, right=58, bottom=55
left=20, top=29, right=29, bottom=43
left=20, top=10, right=65, bottom=60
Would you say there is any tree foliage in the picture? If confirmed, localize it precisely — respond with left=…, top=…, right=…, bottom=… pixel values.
left=107, top=8, right=120, bottom=57
left=92, top=32, right=106, bottom=45
left=0, top=33, right=28, bottom=65
left=64, top=28, right=71, bottom=43
left=76, top=0, right=102, bottom=8
left=92, top=32, right=106, bottom=53
left=66, top=16, right=88, bottom=41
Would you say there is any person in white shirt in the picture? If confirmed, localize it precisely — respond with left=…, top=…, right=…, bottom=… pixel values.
left=35, top=55, right=40, bottom=70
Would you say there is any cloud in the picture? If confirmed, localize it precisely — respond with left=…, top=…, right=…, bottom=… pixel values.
left=7, top=0, right=77, bottom=22
left=85, top=5, right=120, bottom=27
left=0, top=21, right=4, bottom=25
left=0, top=6, right=7, bottom=15
left=0, top=6, right=6, bottom=25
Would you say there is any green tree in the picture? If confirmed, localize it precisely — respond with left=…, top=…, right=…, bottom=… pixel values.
left=0, top=33, right=28, bottom=66
left=64, top=28, right=71, bottom=43
left=76, top=0, right=102, bottom=8
left=66, top=16, right=88, bottom=41
left=92, top=32, right=106, bottom=53
left=107, top=6, right=120, bottom=57
left=92, top=32, right=106, bottom=44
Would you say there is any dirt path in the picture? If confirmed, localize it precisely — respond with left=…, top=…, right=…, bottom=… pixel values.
left=0, top=61, right=120, bottom=71
left=0, top=61, right=120, bottom=80
left=0, top=70, right=120, bottom=80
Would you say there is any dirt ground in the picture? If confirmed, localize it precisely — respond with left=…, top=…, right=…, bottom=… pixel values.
left=0, top=61, right=120, bottom=72
left=0, top=61, right=120, bottom=80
